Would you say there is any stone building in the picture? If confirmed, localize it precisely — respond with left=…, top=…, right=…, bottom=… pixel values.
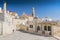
left=19, top=7, right=60, bottom=36
left=0, top=2, right=18, bottom=35
left=9, top=11, right=19, bottom=31
left=19, top=7, right=35, bottom=31
left=26, top=17, right=60, bottom=36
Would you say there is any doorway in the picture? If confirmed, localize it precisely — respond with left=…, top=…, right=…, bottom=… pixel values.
left=48, top=26, right=51, bottom=35
left=37, top=26, right=40, bottom=32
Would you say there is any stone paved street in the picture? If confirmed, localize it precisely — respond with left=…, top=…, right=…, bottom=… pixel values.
left=0, top=31, right=57, bottom=40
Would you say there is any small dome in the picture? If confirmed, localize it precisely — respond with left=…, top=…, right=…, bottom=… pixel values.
left=42, top=17, right=52, bottom=21
left=34, top=17, right=38, bottom=19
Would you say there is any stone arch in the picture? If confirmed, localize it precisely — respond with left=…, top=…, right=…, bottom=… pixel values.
left=44, top=26, right=47, bottom=31
left=48, top=26, right=51, bottom=31
left=37, top=26, right=40, bottom=32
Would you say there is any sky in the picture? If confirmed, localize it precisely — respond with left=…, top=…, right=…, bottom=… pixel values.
left=0, top=0, right=60, bottom=20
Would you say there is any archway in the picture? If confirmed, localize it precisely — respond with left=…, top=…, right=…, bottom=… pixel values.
left=48, top=26, right=51, bottom=31
left=44, top=26, right=47, bottom=31
left=37, top=26, right=40, bottom=32
left=48, top=26, right=51, bottom=35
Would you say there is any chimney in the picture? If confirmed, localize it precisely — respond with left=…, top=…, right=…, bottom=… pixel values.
left=4, top=1, right=6, bottom=14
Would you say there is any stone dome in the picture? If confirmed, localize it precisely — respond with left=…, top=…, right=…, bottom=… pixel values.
left=42, top=17, right=52, bottom=21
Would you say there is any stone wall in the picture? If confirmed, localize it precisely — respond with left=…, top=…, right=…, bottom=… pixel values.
left=53, top=26, right=60, bottom=36
left=0, top=13, right=4, bottom=21
left=3, top=22, right=14, bottom=35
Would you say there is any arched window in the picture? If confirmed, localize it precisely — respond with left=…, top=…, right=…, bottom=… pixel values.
left=30, top=25, right=33, bottom=28
left=44, top=26, right=47, bottom=31
left=48, top=26, right=51, bottom=31
left=37, top=26, right=40, bottom=30
left=37, top=26, right=40, bottom=32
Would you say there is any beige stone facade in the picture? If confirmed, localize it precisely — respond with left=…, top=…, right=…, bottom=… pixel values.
left=18, top=7, right=60, bottom=36
left=0, top=2, right=19, bottom=35
left=19, top=18, right=60, bottom=36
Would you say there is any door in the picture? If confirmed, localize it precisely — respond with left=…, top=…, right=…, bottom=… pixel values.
left=48, top=26, right=51, bottom=35
left=42, top=26, right=47, bottom=35
left=37, top=26, right=40, bottom=32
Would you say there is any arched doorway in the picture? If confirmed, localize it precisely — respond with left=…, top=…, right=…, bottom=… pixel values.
left=48, top=26, right=51, bottom=35
left=48, top=26, right=51, bottom=31
left=37, top=26, right=40, bottom=32
left=42, top=26, right=47, bottom=35
left=44, top=26, right=47, bottom=31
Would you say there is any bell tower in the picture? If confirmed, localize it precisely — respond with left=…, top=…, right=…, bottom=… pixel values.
left=32, top=7, right=35, bottom=17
